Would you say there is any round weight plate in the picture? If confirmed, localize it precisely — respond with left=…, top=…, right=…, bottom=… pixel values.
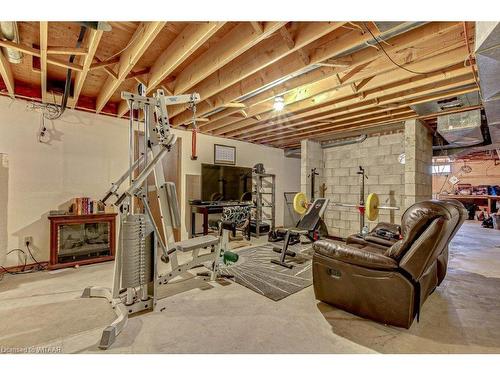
left=366, top=192, right=379, bottom=221
left=293, top=192, right=308, bottom=215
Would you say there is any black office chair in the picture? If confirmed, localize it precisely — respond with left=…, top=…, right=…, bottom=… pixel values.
left=271, top=198, right=330, bottom=268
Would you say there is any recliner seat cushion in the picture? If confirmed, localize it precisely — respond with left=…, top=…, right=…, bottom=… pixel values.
left=313, top=240, right=398, bottom=270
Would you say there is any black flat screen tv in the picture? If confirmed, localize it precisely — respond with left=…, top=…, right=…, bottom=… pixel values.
left=201, top=164, right=253, bottom=201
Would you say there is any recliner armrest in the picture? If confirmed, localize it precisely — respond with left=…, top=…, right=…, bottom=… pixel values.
left=313, top=240, right=398, bottom=270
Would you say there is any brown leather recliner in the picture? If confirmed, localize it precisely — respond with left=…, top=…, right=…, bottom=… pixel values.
left=312, top=200, right=466, bottom=328
left=434, top=199, right=467, bottom=284
left=345, top=200, right=466, bottom=285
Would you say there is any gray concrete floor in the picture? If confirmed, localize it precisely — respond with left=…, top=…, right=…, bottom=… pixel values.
left=1, top=221, right=499, bottom=353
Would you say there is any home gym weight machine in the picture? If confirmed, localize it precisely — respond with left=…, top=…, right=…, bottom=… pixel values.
left=82, top=86, right=231, bottom=350
left=293, top=166, right=400, bottom=235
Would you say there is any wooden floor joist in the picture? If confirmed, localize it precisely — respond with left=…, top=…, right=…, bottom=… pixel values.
left=234, top=59, right=473, bottom=140
left=200, top=23, right=467, bottom=135
left=39, top=21, right=48, bottom=103
left=207, top=23, right=468, bottom=136
left=117, top=22, right=225, bottom=117
left=254, top=74, right=476, bottom=145
left=169, top=22, right=348, bottom=125
left=269, top=85, right=479, bottom=147
left=0, top=21, right=480, bottom=149
left=96, top=22, right=166, bottom=113
left=0, top=49, right=14, bottom=97
left=172, top=21, right=286, bottom=95
left=71, top=29, right=103, bottom=108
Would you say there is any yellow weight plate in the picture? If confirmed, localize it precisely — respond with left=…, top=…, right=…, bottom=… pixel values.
left=366, top=192, right=379, bottom=221
left=293, top=192, right=308, bottom=215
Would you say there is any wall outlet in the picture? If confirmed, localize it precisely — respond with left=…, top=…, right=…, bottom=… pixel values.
left=24, top=236, right=33, bottom=246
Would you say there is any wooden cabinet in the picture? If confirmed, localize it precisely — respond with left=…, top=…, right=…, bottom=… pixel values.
left=48, top=213, right=117, bottom=269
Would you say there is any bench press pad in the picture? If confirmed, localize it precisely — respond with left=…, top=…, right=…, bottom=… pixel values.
left=173, top=235, right=219, bottom=252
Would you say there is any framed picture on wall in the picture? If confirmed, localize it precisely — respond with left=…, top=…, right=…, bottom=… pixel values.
left=214, top=144, right=236, bottom=165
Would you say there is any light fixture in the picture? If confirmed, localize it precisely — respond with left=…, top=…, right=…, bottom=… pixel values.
left=273, top=96, right=285, bottom=111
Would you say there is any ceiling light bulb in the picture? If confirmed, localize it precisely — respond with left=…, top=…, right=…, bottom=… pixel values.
left=273, top=96, right=285, bottom=111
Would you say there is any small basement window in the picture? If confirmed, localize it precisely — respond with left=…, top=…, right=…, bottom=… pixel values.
left=432, top=164, right=451, bottom=175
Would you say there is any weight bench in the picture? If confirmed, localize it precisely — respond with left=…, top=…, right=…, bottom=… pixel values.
left=172, top=235, right=219, bottom=252
left=271, top=198, right=329, bottom=268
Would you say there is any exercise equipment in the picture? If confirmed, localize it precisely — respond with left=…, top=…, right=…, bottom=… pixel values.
left=309, top=168, right=320, bottom=200
left=82, top=87, right=235, bottom=350
left=268, top=228, right=301, bottom=245
left=293, top=191, right=308, bottom=215
left=272, top=198, right=330, bottom=269
left=292, top=166, right=400, bottom=234
left=366, top=192, right=379, bottom=221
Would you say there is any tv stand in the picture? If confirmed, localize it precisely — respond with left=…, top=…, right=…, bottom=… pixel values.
left=189, top=201, right=252, bottom=237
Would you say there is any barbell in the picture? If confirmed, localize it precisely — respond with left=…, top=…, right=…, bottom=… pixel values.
left=292, top=191, right=399, bottom=221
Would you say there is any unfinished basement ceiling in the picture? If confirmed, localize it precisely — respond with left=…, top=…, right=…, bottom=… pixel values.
left=0, top=21, right=482, bottom=149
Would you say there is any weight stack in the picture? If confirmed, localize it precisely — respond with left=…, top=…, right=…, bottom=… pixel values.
left=120, top=214, right=155, bottom=289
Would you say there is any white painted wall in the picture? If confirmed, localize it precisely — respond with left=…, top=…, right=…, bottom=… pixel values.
left=0, top=96, right=300, bottom=267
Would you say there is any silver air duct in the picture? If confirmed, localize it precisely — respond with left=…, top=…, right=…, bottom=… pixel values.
left=285, top=134, right=368, bottom=158
left=0, top=22, right=23, bottom=64
left=321, top=134, right=367, bottom=149
left=436, top=109, right=483, bottom=146
left=475, top=22, right=500, bottom=143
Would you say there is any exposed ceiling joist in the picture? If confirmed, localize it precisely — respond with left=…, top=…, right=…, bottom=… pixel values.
left=169, top=22, right=347, bottom=125
left=240, top=69, right=475, bottom=141
left=222, top=102, right=246, bottom=108
left=96, top=21, right=166, bottom=113
left=279, top=26, right=295, bottom=49
left=213, top=28, right=469, bottom=136
left=0, top=39, right=84, bottom=71
left=39, top=21, right=48, bottom=103
left=117, top=21, right=225, bottom=117
left=267, top=85, right=479, bottom=147
left=47, top=46, right=88, bottom=55
left=173, top=21, right=286, bottom=95
left=250, top=22, right=264, bottom=34
left=0, top=21, right=481, bottom=151
left=0, top=50, right=14, bottom=97
left=147, top=22, right=225, bottom=93
left=71, top=29, right=103, bottom=108
left=89, top=56, right=120, bottom=70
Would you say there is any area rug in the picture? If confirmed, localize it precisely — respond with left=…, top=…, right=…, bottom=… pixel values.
left=220, top=242, right=313, bottom=301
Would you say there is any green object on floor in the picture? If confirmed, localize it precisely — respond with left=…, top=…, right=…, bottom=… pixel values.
left=223, top=250, right=239, bottom=264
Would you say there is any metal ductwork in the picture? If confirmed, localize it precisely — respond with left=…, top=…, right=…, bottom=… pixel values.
left=410, top=92, right=480, bottom=116
left=475, top=22, right=500, bottom=143
left=285, top=134, right=368, bottom=158
left=321, top=134, right=367, bottom=149
left=284, top=148, right=301, bottom=158
left=0, top=22, right=23, bottom=64
left=436, top=109, right=483, bottom=146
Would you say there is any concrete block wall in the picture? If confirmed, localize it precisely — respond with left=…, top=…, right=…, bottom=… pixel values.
left=404, top=119, right=433, bottom=209
left=321, top=133, right=405, bottom=239
left=300, top=139, right=324, bottom=200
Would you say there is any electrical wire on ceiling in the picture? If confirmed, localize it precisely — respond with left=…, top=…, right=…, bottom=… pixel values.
left=27, top=101, right=62, bottom=120
left=26, top=98, right=62, bottom=143
left=99, top=26, right=141, bottom=63
left=462, top=21, right=482, bottom=101
left=362, top=22, right=458, bottom=76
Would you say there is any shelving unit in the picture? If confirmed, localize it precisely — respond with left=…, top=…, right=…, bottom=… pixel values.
left=252, top=173, right=276, bottom=236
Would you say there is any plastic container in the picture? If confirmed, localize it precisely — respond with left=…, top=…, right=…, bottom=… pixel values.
left=493, top=214, right=500, bottom=230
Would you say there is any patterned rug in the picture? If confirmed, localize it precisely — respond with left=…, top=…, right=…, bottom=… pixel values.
left=220, top=242, right=314, bottom=301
